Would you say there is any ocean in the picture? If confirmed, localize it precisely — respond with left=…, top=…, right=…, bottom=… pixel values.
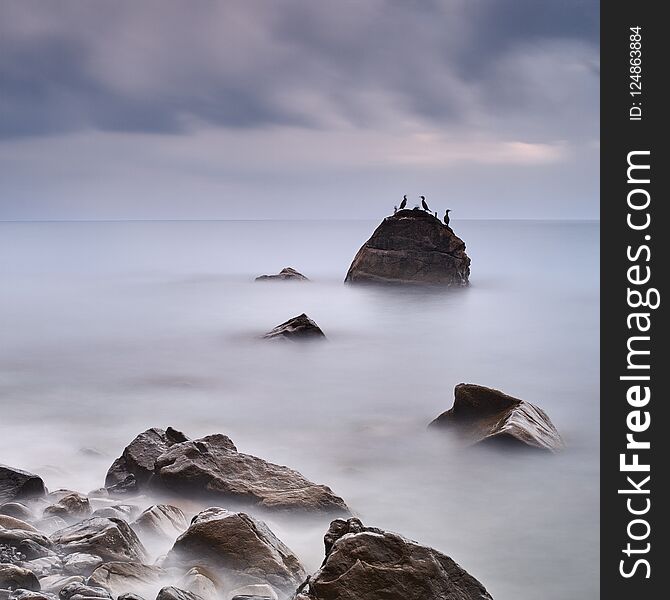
left=0, top=218, right=599, bottom=599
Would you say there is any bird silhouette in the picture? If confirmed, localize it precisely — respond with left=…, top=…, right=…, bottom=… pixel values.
left=399, top=195, right=408, bottom=210
left=420, top=195, right=430, bottom=211
left=443, top=209, right=451, bottom=227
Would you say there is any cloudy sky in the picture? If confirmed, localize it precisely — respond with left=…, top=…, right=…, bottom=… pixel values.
left=0, top=0, right=599, bottom=220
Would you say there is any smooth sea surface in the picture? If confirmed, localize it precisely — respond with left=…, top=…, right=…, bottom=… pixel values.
left=0, top=219, right=599, bottom=599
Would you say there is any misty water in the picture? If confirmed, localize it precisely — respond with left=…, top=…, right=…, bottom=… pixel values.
left=0, top=219, right=599, bottom=599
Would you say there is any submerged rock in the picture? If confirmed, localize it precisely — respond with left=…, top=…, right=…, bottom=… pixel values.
left=153, top=435, right=348, bottom=514
left=0, top=466, right=46, bottom=504
left=345, top=209, right=470, bottom=285
left=429, top=383, right=564, bottom=451
left=50, top=518, right=147, bottom=563
left=105, top=428, right=189, bottom=493
left=294, top=518, right=493, bottom=600
left=166, top=508, right=305, bottom=597
left=255, top=268, right=309, bottom=282
left=262, top=314, right=325, bottom=342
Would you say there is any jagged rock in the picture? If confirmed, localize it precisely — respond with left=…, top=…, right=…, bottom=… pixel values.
left=429, top=383, right=564, bottom=452
left=166, top=508, right=305, bottom=597
left=61, top=554, right=103, bottom=577
left=0, top=564, right=40, bottom=591
left=294, top=518, right=493, bottom=600
left=88, top=563, right=166, bottom=598
left=0, top=504, right=34, bottom=522
left=37, top=576, right=83, bottom=596
left=33, top=519, right=68, bottom=537
left=43, top=495, right=91, bottom=524
left=262, top=314, right=325, bottom=342
left=153, top=435, right=348, bottom=514
left=0, top=516, right=38, bottom=533
left=50, top=518, right=147, bottom=563
left=0, top=467, right=46, bottom=504
left=344, top=209, right=470, bottom=285
left=21, top=557, right=62, bottom=578
left=57, top=581, right=111, bottom=600
left=131, top=506, right=188, bottom=544
left=255, top=268, right=309, bottom=282
left=178, top=568, right=218, bottom=600
left=105, top=428, right=189, bottom=493
left=228, top=584, right=277, bottom=600
left=155, top=587, right=201, bottom=600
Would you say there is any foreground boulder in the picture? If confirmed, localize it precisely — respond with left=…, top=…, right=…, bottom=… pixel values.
left=166, top=508, right=305, bottom=598
left=345, top=209, right=470, bottom=285
left=294, top=518, right=492, bottom=600
left=153, top=435, right=348, bottom=514
left=0, top=467, right=46, bottom=504
left=262, top=314, right=325, bottom=342
left=429, top=383, right=564, bottom=452
left=105, top=428, right=189, bottom=493
left=0, top=564, right=40, bottom=591
left=50, top=518, right=147, bottom=563
left=255, top=268, right=309, bottom=282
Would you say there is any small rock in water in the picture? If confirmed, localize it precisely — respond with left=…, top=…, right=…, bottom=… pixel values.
left=255, top=267, right=309, bottom=282
left=131, top=505, right=188, bottom=544
left=42, top=494, right=91, bottom=524
left=429, top=383, right=564, bottom=452
left=262, top=314, right=326, bottom=341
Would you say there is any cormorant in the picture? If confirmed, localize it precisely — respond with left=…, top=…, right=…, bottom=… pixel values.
left=399, top=195, right=407, bottom=210
left=443, top=209, right=451, bottom=227
left=421, top=195, right=430, bottom=211
left=393, top=206, right=398, bottom=214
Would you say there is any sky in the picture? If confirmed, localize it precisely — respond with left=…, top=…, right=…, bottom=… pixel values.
left=0, top=0, right=599, bottom=221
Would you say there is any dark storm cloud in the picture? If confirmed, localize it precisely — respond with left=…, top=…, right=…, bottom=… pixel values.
left=0, top=0, right=598, bottom=139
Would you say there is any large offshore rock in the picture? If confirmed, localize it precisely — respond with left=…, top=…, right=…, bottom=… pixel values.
left=50, top=518, right=147, bottom=563
left=153, top=435, right=348, bottom=514
left=262, top=314, right=325, bottom=342
left=429, top=383, right=564, bottom=452
left=0, top=467, right=46, bottom=504
left=255, top=268, right=309, bottom=282
left=294, top=518, right=493, bottom=600
left=345, top=209, right=470, bottom=285
left=105, top=428, right=189, bottom=493
left=166, top=508, right=305, bottom=597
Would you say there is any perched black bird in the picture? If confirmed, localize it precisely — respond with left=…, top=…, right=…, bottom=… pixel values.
left=420, top=195, right=430, bottom=211
left=443, top=209, right=451, bottom=227
left=399, top=195, right=408, bottom=210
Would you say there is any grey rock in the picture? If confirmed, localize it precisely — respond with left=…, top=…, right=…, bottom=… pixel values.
left=57, top=582, right=111, bottom=600
left=0, top=467, right=46, bottom=505
left=61, top=554, right=103, bottom=577
left=294, top=517, right=493, bottom=600
left=105, top=429, right=189, bottom=493
left=87, top=563, right=166, bottom=598
left=166, top=508, right=305, bottom=597
left=131, top=506, right=188, bottom=544
left=155, top=588, right=201, bottom=600
left=0, top=530, right=53, bottom=561
left=344, top=209, right=471, bottom=286
left=262, top=314, right=325, bottom=342
left=50, top=519, right=147, bottom=563
left=37, top=577, right=84, bottom=596
left=0, top=565, right=40, bottom=591
left=429, top=383, right=564, bottom=452
left=227, top=583, right=277, bottom=600
left=177, top=568, right=218, bottom=600
left=118, top=594, right=146, bottom=600
left=0, top=505, right=33, bottom=522
left=43, top=495, right=91, bottom=524
left=0, top=516, right=38, bottom=533
left=153, top=435, right=348, bottom=514
left=8, top=590, right=58, bottom=600
left=255, top=268, right=309, bottom=282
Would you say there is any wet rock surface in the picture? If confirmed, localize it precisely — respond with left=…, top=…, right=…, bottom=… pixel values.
left=262, top=314, right=325, bottom=342
left=345, top=209, right=470, bottom=286
left=43, top=495, right=91, bottom=525
left=429, top=383, right=564, bottom=451
left=88, top=562, right=166, bottom=598
left=0, top=564, right=41, bottom=591
left=166, top=508, right=305, bottom=598
left=255, top=268, right=309, bottom=282
left=131, top=506, right=188, bottom=544
left=0, top=467, right=46, bottom=505
left=294, top=517, right=493, bottom=600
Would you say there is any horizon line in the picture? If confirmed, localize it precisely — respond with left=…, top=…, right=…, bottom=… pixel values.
left=0, top=217, right=601, bottom=223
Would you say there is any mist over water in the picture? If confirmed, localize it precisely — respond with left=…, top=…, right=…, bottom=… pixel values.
left=0, top=219, right=599, bottom=599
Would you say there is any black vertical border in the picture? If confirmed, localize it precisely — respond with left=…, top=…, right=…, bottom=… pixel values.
left=601, top=2, right=668, bottom=598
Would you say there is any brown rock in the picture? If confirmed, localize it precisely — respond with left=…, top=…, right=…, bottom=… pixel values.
left=88, top=563, right=166, bottom=598
left=255, top=268, right=309, bottom=282
left=0, top=466, right=46, bottom=504
left=429, top=383, right=564, bottom=452
left=43, top=494, right=91, bottom=524
left=344, top=209, right=470, bottom=285
left=131, top=505, right=188, bottom=544
left=0, top=563, right=40, bottom=591
left=262, top=314, right=325, bottom=342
